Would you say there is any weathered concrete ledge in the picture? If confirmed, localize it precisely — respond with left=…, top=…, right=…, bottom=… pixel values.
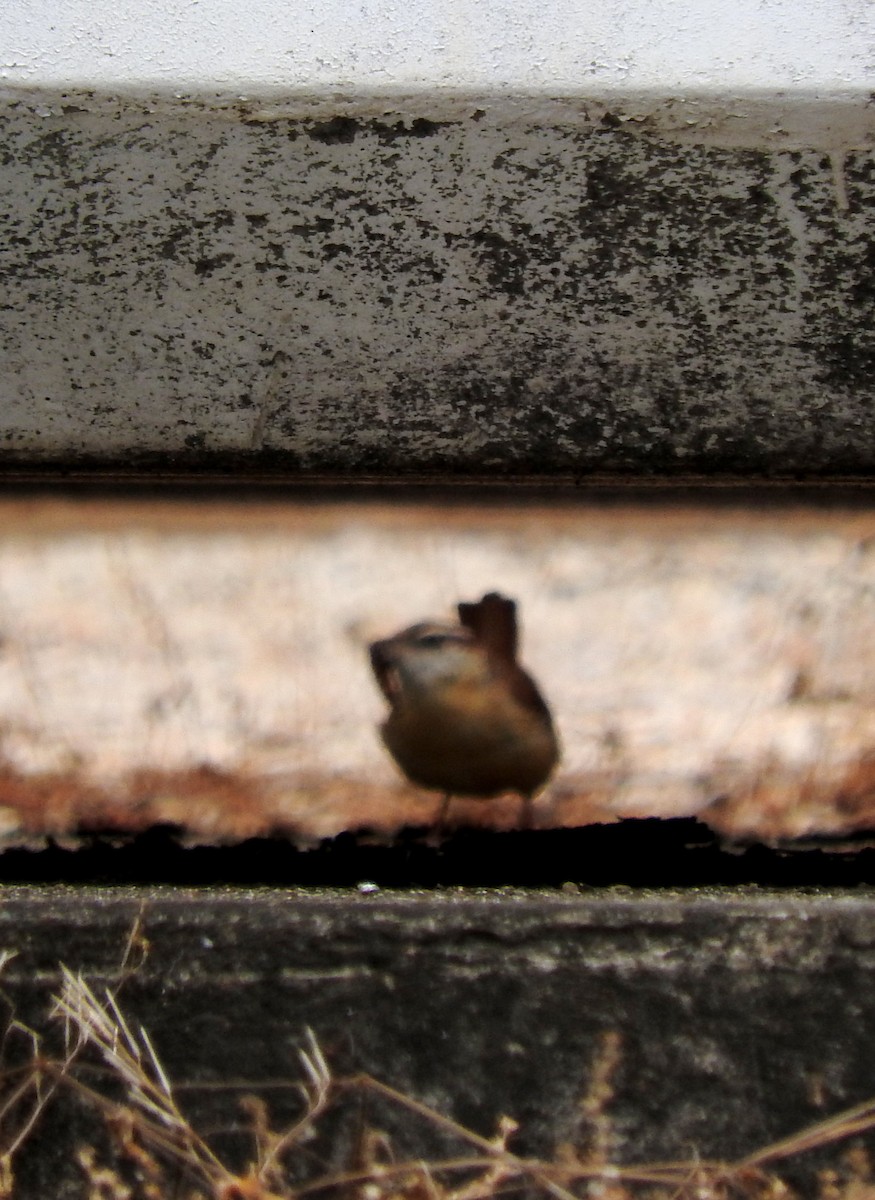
left=4, top=886, right=875, bottom=1195
left=2, top=87, right=874, bottom=476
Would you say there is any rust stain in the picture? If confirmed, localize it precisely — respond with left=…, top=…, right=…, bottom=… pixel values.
left=701, top=752, right=875, bottom=841
left=0, top=765, right=273, bottom=841
left=2, top=755, right=875, bottom=845
left=0, top=763, right=620, bottom=844
left=4, top=496, right=875, bottom=539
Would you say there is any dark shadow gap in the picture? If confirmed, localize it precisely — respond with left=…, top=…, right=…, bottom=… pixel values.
left=5, top=474, right=875, bottom=502
left=2, top=818, right=875, bottom=888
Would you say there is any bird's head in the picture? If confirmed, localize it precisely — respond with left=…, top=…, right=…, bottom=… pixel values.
left=369, top=621, right=490, bottom=704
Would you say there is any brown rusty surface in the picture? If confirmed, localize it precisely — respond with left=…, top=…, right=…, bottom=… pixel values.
left=4, top=759, right=875, bottom=844
left=701, top=754, right=875, bottom=841
left=0, top=765, right=625, bottom=842
left=6, top=493, right=875, bottom=534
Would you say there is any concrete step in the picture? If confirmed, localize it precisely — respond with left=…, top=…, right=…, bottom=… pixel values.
left=4, top=82, right=875, bottom=477
left=4, top=0, right=875, bottom=480
left=3, top=886, right=875, bottom=1196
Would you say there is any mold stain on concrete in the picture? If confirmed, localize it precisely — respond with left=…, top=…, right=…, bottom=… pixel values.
left=1, top=88, right=874, bottom=474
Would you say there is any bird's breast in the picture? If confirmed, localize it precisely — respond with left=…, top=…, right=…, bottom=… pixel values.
left=381, top=677, right=557, bottom=798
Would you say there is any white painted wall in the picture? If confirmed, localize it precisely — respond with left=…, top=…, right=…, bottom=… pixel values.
left=2, top=0, right=873, bottom=93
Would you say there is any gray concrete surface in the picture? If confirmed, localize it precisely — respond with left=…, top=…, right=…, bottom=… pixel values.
left=2, top=89, right=874, bottom=476
left=3, top=887, right=875, bottom=1195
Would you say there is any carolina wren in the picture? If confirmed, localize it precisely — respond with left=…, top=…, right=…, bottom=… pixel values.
left=369, top=592, right=559, bottom=827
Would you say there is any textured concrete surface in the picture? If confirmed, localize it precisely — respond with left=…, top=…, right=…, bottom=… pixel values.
left=5, top=887, right=875, bottom=1195
left=0, top=497, right=873, bottom=840
left=2, top=89, right=875, bottom=475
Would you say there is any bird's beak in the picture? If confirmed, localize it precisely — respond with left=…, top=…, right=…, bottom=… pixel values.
left=370, top=638, right=403, bottom=702
left=369, top=639, right=394, bottom=673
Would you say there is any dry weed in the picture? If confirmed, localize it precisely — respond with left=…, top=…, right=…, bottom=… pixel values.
left=0, top=921, right=868, bottom=1200
left=0, top=946, right=83, bottom=1197
left=32, top=966, right=875, bottom=1200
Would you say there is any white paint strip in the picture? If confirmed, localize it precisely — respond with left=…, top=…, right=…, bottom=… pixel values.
left=2, top=0, right=874, bottom=93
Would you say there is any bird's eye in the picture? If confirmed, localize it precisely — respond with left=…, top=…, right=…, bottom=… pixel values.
left=417, top=633, right=448, bottom=649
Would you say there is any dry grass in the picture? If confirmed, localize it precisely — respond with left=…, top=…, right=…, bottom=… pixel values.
left=0, top=932, right=871, bottom=1199
left=37, top=983, right=875, bottom=1200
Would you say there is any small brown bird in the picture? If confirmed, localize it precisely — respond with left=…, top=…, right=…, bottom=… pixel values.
left=369, top=592, right=559, bottom=828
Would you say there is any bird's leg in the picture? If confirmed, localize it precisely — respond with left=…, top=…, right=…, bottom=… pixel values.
left=435, top=792, right=453, bottom=828
left=518, top=792, right=535, bottom=831
left=422, top=793, right=454, bottom=848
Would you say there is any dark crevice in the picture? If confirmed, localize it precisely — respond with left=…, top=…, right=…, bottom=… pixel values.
left=1, top=818, right=875, bottom=888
